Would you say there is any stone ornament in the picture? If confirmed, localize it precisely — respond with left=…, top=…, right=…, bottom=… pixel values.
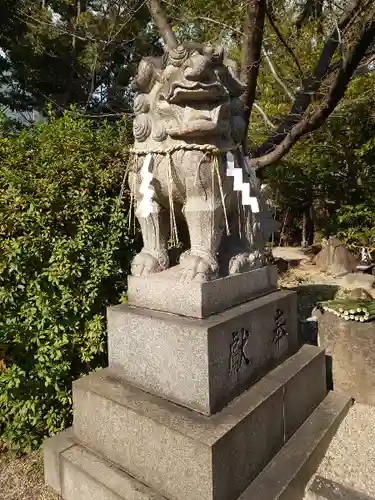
left=128, top=43, right=277, bottom=282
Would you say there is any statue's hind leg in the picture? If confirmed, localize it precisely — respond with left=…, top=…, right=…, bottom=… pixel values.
left=227, top=205, right=264, bottom=274
left=129, top=171, right=170, bottom=276
left=224, top=154, right=272, bottom=274
left=218, top=197, right=255, bottom=275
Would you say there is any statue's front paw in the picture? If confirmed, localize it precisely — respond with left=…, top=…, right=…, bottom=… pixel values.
left=131, top=250, right=169, bottom=276
left=179, top=250, right=218, bottom=283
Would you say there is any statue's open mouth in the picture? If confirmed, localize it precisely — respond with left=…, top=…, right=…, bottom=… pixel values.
left=166, top=104, right=225, bottom=137
left=167, top=81, right=227, bottom=103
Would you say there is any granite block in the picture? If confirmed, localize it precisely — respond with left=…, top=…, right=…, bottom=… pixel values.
left=60, top=444, right=167, bottom=500
left=240, top=391, right=352, bottom=500
left=108, top=290, right=298, bottom=415
left=208, top=290, right=299, bottom=414
left=108, top=291, right=298, bottom=415
left=44, top=427, right=75, bottom=494
left=72, top=345, right=326, bottom=500
left=317, top=310, right=375, bottom=406
left=73, top=369, right=283, bottom=500
left=269, top=345, right=327, bottom=439
left=127, top=265, right=278, bottom=318
left=61, top=453, right=123, bottom=500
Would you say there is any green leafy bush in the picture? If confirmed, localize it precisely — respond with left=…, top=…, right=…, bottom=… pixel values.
left=336, top=135, right=375, bottom=251
left=0, top=112, right=137, bottom=452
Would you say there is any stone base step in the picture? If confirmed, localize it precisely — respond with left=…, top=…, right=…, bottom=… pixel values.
left=44, top=428, right=166, bottom=500
left=44, top=392, right=352, bottom=500
left=108, top=289, right=298, bottom=416
left=239, top=391, right=352, bottom=500
left=45, top=345, right=328, bottom=500
left=127, top=264, right=278, bottom=319
left=72, top=345, right=327, bottom=500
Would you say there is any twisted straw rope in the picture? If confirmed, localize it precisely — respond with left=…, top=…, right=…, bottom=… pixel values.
left=129, top=143, right=240, bottom=156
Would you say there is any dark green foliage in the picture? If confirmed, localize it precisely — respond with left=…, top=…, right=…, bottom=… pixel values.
left=0, top=111, right=137, bottom=452
left=0, top=0, right=161, bottom=115
left=337, top=132, right=375, bottom=251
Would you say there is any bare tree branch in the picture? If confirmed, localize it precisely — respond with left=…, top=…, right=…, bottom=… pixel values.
left=251, top=17, right=375, bottom=171
left=335, top=18, right=345, bottom=66
left=356, top=53, right=375, bottom=74
left=265, top=6, right=303, bottom=76
left=147, top=0, right=178, bottom=49
left=253, top=102, right=276, bottom=128
left=295, top=0, right=324, bottom=31
left=254, top=0, right=365, bottom=158
left=262, top=46, right=294, bottom=101
left=240, top=0, right=266, bottom=152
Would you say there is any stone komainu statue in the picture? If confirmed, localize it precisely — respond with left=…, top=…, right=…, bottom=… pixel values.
left=128, top=43, right=277, bottom=282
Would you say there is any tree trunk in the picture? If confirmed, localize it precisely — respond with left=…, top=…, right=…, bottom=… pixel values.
left=143, top=0, right=375, bottom=175
left=147, top=0, right=178, bottom=49
left=302, top=205, right=314, bottom=247
left=240, top=0, right=266, bottom=152
left=252, top=15, right=375, bottom=173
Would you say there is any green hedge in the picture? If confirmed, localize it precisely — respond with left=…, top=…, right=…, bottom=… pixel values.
left=0, top=112, right=137, bottom=452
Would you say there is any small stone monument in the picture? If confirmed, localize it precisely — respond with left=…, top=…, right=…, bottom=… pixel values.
left=43, top=43, right=351, bottom=500
left=313, top=236, right=359, bottom=276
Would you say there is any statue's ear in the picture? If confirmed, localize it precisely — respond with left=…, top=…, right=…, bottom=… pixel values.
left=132, top=56, right=164, bottom=92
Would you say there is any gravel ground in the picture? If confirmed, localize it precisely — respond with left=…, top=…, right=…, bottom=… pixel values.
left=307, top=403, right=375, bottom=498
left=0, top=450, right=60, bottom=500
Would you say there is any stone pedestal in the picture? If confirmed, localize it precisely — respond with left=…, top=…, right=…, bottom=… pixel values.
left=109, top=288, right=297, bottom=415
left=127, top=265, right=278, bottom=318
left=44, top=266, right=351, bottom=500
left=316, top=309, right=375, bottom=406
